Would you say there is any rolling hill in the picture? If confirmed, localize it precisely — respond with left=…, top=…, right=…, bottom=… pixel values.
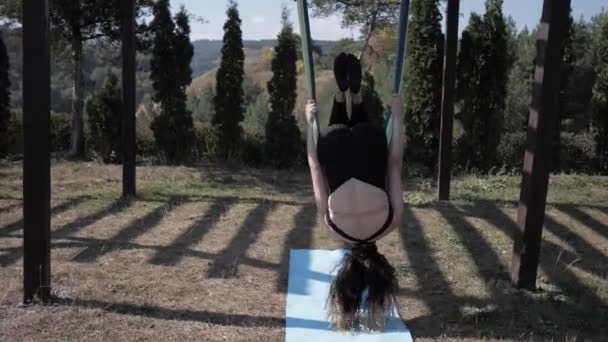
left=191, top=39, right=337, bottom=78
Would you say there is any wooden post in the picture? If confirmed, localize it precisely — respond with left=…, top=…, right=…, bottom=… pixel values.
left=122, top=0, right=136, bottom=197
left=23, top=0, right=51, bottom=303
left=511, top=0, right=571, bottom=290
left=437, top=0, right=460, bottom=201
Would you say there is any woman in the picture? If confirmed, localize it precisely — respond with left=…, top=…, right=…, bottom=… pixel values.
left=305, top=52, right=404, bottom=331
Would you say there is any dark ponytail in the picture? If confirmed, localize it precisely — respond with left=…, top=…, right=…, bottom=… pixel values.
left=327, top=243, right=398, bottom=331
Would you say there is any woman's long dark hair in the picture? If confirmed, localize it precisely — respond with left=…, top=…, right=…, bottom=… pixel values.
left=327, top=242, right=398, bottom=331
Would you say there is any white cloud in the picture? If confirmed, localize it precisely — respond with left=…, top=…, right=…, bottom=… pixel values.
left=252, top=15, right=266, bottom=24
left=309, top=14, right=358, bottom=41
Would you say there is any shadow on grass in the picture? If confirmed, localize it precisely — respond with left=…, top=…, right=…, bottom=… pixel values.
left=71, top=197, right=182, bottom=263
left=57, top=297, right=286, bottom=328
left=207, top=201, right=276, bottom=278
left=399, top=205, right=469, bottom=332
left=198, top=166, right=310, bottom=197
left=0, top=195, right=92, bottom=235
left=1, top=235, right=280, bottom=271
left=276, top=203, right=315, bottom=292
left=53, top=197, right=134, bottom=237
left=148, top=198, right=235, bottom=266
left=0, top=195, right=105, bottom=267
left=543, top=214, right=608, bottom=277
left=3, top=190, right=606, bottom=339
left=0, top=202, right=22, bottom=215
left=554, top=204, right=608, bottom=241
left=414, top=201, right=608, bottom=340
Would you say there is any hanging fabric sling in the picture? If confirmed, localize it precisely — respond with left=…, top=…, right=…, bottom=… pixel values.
left=296, top=0, right=411, bottom=145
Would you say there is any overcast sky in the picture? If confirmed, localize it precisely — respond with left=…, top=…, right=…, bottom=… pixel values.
left=174, top=0, right=608, bottom=41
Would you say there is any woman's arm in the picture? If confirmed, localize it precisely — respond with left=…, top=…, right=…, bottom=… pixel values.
left=387, top=95, right=404, bottom=228
left=306, top=100, right=328, bottom=217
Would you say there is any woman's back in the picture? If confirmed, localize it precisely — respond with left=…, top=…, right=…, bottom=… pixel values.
left=327, top=178, right=391, bottom=241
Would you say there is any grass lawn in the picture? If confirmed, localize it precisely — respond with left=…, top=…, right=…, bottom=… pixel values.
left=1, top=161, right=607, bottom=341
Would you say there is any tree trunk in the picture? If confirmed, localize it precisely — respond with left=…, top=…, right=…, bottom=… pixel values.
left=69, top=30, right=85, bottom=158
left=358, top=10, right=378, bottom=63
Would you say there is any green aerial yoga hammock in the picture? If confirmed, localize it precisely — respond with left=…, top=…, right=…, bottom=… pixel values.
left=296, top=0, right=411, bottom=146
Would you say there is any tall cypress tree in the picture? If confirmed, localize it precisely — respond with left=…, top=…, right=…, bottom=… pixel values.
left=264, top=8, right=301, bottom=168
left=593, top=16, right=608, bottom=171
left=456, top=14, right=487, bottom=170
left=213, top=0, right=245, bottom=159
left=403, top=0, right=444, bottom=171
left=0, top=32, right=11, bottom=157
left=171, top=6, right=195, bottom=162
left=150, top=0, right=176, bottom=119
left=456, top=0, right=509, bottom=171
left=482, top=0, right=509, bottom=170
left=150, top=1, right=194, bottom=164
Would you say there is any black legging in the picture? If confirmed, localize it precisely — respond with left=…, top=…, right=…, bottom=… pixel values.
left=317, top=98, right=392, bottom=244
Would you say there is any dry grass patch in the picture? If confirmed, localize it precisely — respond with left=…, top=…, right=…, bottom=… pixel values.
left=1, top=161, right=607, bottom=341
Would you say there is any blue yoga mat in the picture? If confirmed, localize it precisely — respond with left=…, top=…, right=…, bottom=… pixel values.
left=286, top=249, right=413, bottom=342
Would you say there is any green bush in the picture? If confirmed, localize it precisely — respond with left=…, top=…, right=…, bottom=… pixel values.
left=193, top=122, right=221, bottom=161
left=4, top=112, right=20, bottom=156
left=136, top=114, right=157, bottom=159
left=241, top=130, right=264, bottom=167
left=497, top=131, right=527, bottom=171
left=496, top=131, right=598, bottom=174
left=192, top=122, right=271, bottom=167
left=86, top=75, right=122, bottom=163
left=559, top=132, right=597, bottom=173
left=50, top=112, right=71, bottom=152
left=0, top=112, right=70, bottom=155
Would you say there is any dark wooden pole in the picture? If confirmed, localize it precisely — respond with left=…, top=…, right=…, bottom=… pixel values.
left=437, top=0, right=460, bottom=201
left=511, top=0, right=571, bottom=290
left=122, top=0, right=136, bottom=197
left=23, top=0, right=51, bottom=303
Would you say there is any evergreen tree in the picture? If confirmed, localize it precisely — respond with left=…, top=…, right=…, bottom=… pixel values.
left=264, top=8, right=301, bottom=168
left=48, top=0, right=152, bottom=159
left=150, top=0, right=175, bottom=108
left=593, top=16, right=608, bottom=171
left=0, top=32, right=11, bottom=157
left=87, top=74, right=122, bottom=163
left=483, top=0, right=509, bottom=169
left=456, top=14, right=487, bottom=170
left=361, top=72, right=384, bottom=127
left=213, top=0, right=245, bottom=159
left=150, top=1, right=194, bottom=164
left=484, top=0, right=509, bottom=111
left=171, top=5, right=195, bottom=160
left=554, top=13, right=575, bottom=170
left=456, top=0, right=509, bottom=172
left=504, top=27, right=535, bottom=132
left=403, top=0, right=444, bottom=171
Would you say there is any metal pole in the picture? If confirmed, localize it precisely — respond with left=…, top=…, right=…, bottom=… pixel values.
left=384, top=0, right=410, bottom=142
left=23, top=0, right=51, bottom=303
left=437, top=0, right=460, bottom=201
left=392, top=0, right=410, bottom=95
left=511, top=0, right=571, bottom=290
left=296, top=0, right=316, bottom=102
